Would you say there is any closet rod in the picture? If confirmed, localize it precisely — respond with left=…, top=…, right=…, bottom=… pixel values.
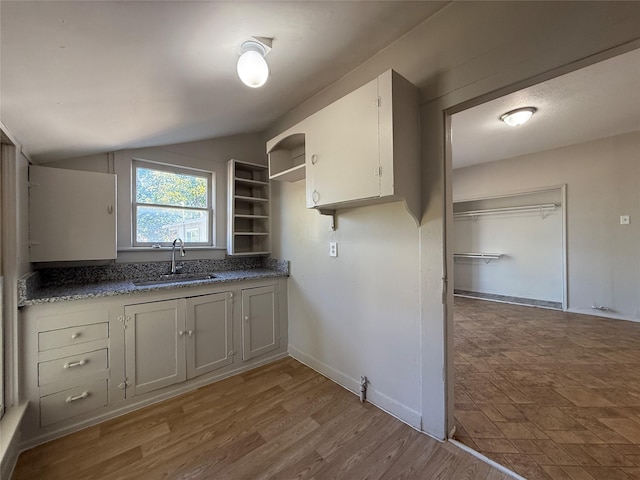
left=453, top=203, right=558, bottom=218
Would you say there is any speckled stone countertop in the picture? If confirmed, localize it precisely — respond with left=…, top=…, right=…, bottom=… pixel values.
left=18, top=257, right=289, bottom=307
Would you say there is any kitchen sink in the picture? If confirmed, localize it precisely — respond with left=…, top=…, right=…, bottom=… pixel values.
left=133, top=272, right=218, bottom=286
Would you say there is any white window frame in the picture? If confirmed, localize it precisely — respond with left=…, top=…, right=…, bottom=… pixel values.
left=132, top=160, right=215, bottom=247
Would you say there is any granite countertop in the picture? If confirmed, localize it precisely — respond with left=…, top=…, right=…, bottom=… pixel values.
left=19, top=257, right=289, bottom=307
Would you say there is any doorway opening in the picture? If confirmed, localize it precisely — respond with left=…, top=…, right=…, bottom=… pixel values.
left=447, top=47, right=640, bottom=479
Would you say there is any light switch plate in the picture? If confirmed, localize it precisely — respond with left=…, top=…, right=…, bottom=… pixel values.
left=329, top=242, right=338, bottom=257
left=620, top=215, right=630, bottom=225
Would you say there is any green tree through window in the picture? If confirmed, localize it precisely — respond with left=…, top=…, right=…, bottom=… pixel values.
left=133, top=162, right=213, bottom=245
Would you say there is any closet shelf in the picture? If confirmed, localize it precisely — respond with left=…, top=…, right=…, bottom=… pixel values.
left=454, top=253, right=503, bottom=264
left=454, top=203, right=558, bottom=219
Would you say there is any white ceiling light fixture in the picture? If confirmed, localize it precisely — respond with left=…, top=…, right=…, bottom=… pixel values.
left=500, top=107, right=537, bottom=127
left=237, top=37, right=272, bottom=88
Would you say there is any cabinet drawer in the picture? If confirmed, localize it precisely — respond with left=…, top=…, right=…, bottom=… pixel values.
left=38, top=349, right=108, bottom=386
left=39, top=322, right=108, bottom=351
left=40, top=379, right=108, bottom=427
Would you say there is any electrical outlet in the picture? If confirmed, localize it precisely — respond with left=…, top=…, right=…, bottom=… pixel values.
left=329, top=242, right=338, bottom=257
left=620, top=215, right=630, bottom=225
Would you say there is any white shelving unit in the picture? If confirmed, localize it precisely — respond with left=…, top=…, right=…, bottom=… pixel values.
left=227, top=159, right=270, bottom=256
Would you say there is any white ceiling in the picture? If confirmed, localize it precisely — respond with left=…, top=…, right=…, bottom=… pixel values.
left=451, top=48, right=640, bottom=169
left=1, top=1, right=445, bottom=162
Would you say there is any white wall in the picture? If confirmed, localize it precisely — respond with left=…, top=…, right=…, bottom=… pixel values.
left=454, top=131, right=640, bottom=320
left=271, top=181, right=422, bottom=425
left=453, top=190, right=564, bottom=302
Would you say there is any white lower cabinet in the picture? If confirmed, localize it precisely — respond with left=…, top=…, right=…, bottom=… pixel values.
left=186, top=292, right=234, bottom=379
left=20, top=302, right=120, bottom=433
left=40, top=380, right=109, bottom=427
left=124, top=292, right=232, bottom=398
left=242, top=284, right=279, bottom=361
left=124, top=299, right=187, bottom=397
left=20, top=279, right=286, bottom=446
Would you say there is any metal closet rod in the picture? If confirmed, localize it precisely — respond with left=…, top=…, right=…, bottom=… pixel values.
left=453, top=203, right=558, bottom=217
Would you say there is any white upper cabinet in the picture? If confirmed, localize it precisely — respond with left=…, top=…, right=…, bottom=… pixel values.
left=29, top=166, right=117, bottom=262
left=306, top=78, right=380, bottom=207
left=266, top=69, right=420, bottom=224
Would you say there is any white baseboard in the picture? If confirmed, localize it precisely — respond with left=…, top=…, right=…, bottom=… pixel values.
left=567, top=307, right=640, bottom=323
left=288, top=345, right=422, bottom=430
left=1, top=402, right=28, bottom=480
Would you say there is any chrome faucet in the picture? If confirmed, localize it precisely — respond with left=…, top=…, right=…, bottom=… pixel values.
left=171, top=238, right=185, bottom=274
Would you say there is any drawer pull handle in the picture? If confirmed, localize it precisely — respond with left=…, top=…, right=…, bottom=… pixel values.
left=64, top=359, right=87, bottom=369
left=65, top=391, right=89, bottom=403
left=71, top=333, right=81, bottom=340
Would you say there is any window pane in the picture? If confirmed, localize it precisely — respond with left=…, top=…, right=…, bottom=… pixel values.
left=136, top=206, right=209, bottom=243
left=136, top=167, right=208, bottom=208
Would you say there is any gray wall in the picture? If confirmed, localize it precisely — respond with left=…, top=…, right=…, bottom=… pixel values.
left=47, top=132, right=266, bottom=263
left=454, top=131, right=640, bottom=321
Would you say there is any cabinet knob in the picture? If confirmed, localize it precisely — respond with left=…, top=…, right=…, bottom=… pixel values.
left=187, top=330, right=194, bottom=337
left=312, top=190, right=320, bottom=204
left=178, top=330, right=186, bottom=337
left=311, top=154, right=318, bottom=165
left=71, top=332, right=81, bottom=340
left=244, top=316, right=249, bottom=322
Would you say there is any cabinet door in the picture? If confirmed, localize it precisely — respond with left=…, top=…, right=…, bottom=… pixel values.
left=29, top=165, right=117, bottom=262
left=185, top=292, right=233, bottom=379
left=124, top=300, right=186, bottom=397
left=306, top=78, right=380, bottom=208
left=241, top=285, right=279, bottom=361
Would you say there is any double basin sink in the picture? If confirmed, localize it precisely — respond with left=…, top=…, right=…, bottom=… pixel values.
left=133, top=272, right=218, bottom=287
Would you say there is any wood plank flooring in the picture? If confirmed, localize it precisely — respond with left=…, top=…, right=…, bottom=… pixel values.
left=13, top=357, right=511, bottom=480
left=454, top=296, right=640, bottom=480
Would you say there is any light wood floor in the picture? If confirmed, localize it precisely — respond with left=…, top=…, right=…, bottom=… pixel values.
left=13, top=357, right=511, bottom=480
left=454, top=296, right=640, bottom=480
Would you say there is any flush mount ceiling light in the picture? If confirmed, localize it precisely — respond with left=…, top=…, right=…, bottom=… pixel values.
left=500, top=107, right=537, bottom=127
left=237, top=37, right=272, bottom=88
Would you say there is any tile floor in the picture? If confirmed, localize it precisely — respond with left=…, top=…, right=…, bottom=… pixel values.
left=454, top=296, right=640, bottom=480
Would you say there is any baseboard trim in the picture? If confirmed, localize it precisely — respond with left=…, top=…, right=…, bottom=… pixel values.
left=1, top=402, right=28, bottom=480
left=288, top=345, right=422, bottom=430
left=567, top=307, right=640, bottom=323
left=449, top=438, right=525, bottom=480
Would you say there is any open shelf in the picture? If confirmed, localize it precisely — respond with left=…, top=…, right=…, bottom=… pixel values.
left=268, top=132, right=306, bottom=182
left=270, top=163, right=305, bottom=182
left=227, top=159, right=271, bottom=256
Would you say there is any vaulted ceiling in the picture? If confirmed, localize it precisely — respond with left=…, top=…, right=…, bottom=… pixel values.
left=0, top=1, right=445, bottom=162
left=2, top=2, right=639, bottom=168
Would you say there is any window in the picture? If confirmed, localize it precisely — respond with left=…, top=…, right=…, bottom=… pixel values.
left=133, top=161, right=214, bottom=246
